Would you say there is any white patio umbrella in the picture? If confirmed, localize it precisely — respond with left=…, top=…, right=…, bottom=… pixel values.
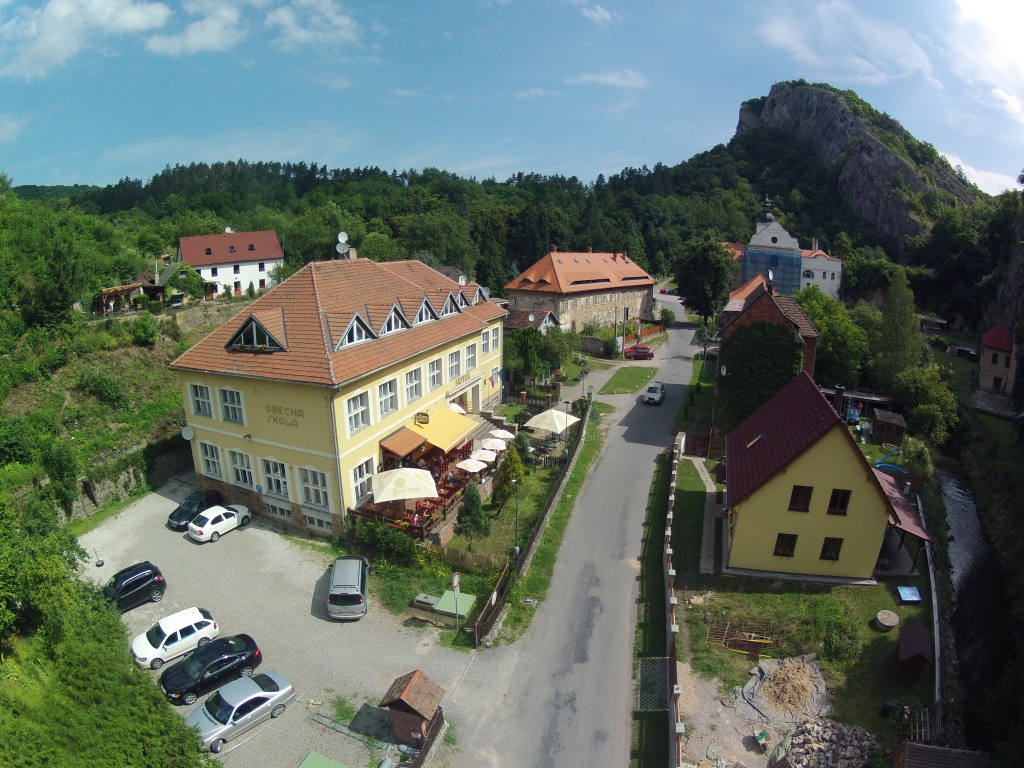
left=524, top=408, right=580, bottom=434
left=480, top=438, right=507, bottom=451
left=372, top=468, right=438, bottom=503
left=489, top=429, right=515, bottom=440
left=447, top=402, right=467, bottom=414
left=456, top=459, right=488, bottom=474
left=470, top=449, right=497, bottom=463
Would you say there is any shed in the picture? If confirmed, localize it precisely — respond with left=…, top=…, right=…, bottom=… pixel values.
left=873, top=410, right=907, bottom=444
left=895, top=741, right=991, bottom=767
left=894, top=621, right=933, bottom=682
left=379, top=670, right=445, bottom=748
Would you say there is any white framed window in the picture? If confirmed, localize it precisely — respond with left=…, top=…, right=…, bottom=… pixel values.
left=199, top=442, right=222, bottom=478
left=491, top=328, right=499, bottom=351
left=448, top=351, right=460, bottom=380
left=415, top=302, right=435, bottom=324
left=346, top=392, right=370, bottom=434
left=428, top=359, right=442, bottom=391
left=266, top=502, right=292, bottom=520
left=406, top=368, right=422, bottom=403
left=511, top=298, right=518, bottom=308
left=191, top=384, right=212, bottom=418
left=228, top=450, right=254, bottom=488
left=339, top=317, right=372, bottom=348
left=304, top=510, right=333, bottom=531
left=378, top=379, right=399, bottom=418
left=465, top=343, right=477, bottom=370
left=440, top=295, right=460, bottom=316
left=352, top=459, right=373, bottom=503
left=300, top=468, right=330, bottom=510
left=381, top=309, right=405, bottom=335
left=481, top=331, right=490, bottom=355
left=220, top=389, right=245, bottom=424
left=262, top=459, right=289, bottom=499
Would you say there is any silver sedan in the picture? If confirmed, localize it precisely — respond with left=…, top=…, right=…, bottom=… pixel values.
left=184, top=669, right=296, bottom=753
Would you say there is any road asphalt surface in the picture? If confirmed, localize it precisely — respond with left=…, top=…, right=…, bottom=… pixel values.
left=448, top=296, right=696, bottom=768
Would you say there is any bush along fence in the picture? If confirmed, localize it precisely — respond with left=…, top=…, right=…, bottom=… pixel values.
left=470, top=395, right=594, bottom=647
left=665, top=435, right=686, bottom=767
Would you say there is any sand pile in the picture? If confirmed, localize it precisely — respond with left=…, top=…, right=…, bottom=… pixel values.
left=760, top=661, right=814, bottom=712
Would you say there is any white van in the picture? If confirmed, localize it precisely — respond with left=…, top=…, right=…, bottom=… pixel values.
left=327, top=556, right=369, bottom=620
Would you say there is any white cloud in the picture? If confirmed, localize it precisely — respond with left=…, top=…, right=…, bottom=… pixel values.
left=146, top=0, right=243, bottom=55
left=0, top=0, right=171, bottom=78
left=941, top=152, right=1020, bottom=195
left=949, top=0, right=1024, bottom=127
left=566, top=68, right=646, bottom=88
left=516, top=87, right=559, bottom=99
left=265, top=0, right=356, bottom=51
left=0, top=113, right=26, bottom=144
left=390, top=87, right=426, bottom=98
left=758, top=0, right=932, bottom=85
left=581, top=4, right=617, bottom=24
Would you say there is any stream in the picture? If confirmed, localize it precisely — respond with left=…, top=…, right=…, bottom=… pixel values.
left=938, top=471, right=1013, bottom=751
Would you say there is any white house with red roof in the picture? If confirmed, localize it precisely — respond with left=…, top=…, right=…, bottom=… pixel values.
left=178, top=230, right=285, bottom=298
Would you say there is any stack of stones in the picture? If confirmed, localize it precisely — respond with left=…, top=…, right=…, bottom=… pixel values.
left=784, top=718, right=878, bottom=768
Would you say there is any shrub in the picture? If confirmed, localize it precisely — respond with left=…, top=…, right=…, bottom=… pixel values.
left=602, top=337, right=618, bottom=358
left=130, top=312, right=160, bottom=346
left=78, top=369, right=126, bottom=408
left=357, top=521, right=416, bottom=565
left=513, top=430, right=533, bottom=466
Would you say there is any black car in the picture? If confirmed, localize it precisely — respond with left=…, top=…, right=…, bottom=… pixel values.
left=159, top=634, right=262, bottom=705
left=167, top=490, right=224, bottom=531
left=102, top=561, right=167, bottom=612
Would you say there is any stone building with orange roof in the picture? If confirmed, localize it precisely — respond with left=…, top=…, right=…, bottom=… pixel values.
left=169, top=258, right=505, bottom=538
left=504, top=250, right=655, bottom=331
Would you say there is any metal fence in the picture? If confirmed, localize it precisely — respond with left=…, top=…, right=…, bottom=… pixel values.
left=410, top=706, right=445, bottom=768
left=471, top=562, right=512, bottom=646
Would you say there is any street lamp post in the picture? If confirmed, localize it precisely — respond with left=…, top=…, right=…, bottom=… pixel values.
left=710, top=364, right=726, bottom=436
left=511, top=478, right=520, bottom=561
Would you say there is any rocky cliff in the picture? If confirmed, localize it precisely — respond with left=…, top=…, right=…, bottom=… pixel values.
left=735, top=82, right=976, bottom=247
left=986, top=214, right=1024, bottom=330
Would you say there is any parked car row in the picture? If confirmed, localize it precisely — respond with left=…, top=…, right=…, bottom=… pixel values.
left=103, top=556, right=294, bottom=752
left=624, top=344, right=655, bottom=360
left=167, top=490, right=251, bottom=543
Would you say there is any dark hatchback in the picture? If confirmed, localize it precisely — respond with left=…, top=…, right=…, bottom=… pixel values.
left=102, top=561, right=167, bottom=612
left=167, top=490, right=224, bottom=531
left=159, top=634, right=262, bottom=705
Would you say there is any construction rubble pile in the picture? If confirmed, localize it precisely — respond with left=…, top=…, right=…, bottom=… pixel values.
left=784, top=717, right=877, bottom=768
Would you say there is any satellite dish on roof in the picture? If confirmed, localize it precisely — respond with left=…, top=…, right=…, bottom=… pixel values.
left=337, top=232, right=348, bottom=243
left=528, top=313, right=534, bottom=322
left=335, top=242, right=351, bottom=256
left=224, top=227, right=234, bottom=234
left=767, top=270, right=774, bottom=281
left=720, top=365, right=727, bottom=377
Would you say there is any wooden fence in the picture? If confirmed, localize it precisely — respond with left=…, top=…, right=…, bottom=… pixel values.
left=471, top=561, right=512, bottom=646
left=623, top=324, right=664, bottom=344
left=410, top=706, right=445, bottom=768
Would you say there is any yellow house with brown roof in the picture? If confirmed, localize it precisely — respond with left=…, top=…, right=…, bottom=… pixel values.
left=170, top=258, right=505, bottom=538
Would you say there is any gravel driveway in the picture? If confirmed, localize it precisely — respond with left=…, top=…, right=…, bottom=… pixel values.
left=79, top=471, right=473, bottom=768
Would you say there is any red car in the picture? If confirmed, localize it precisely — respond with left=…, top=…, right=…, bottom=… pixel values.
left=624, top=344, right=654, bottom=360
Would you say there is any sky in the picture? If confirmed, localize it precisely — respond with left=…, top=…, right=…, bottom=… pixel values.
left=0, top=0, right=1023, bottom=194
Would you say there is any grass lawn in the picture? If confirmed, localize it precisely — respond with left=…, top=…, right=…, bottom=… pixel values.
left=500, top=401, right=616, bottom=643
left=561, top=360, right=584, bottom=381
left=673, top=357, right=716, bottom=434
left=582, top=357, right=614, bottom=370
left=670, top=456, right=934, bottom=749
left=599, top=366, right=658, bottom=394
left=497, top=402, right=523, bottom=421
left=445, top=463, right=562, bottom=558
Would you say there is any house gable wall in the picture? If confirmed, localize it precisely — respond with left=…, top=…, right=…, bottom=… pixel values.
left=728, top=424, right=889, bottom=579
left=979, top=343, right=1017, bottom=395
left=719, top=292, right=816, bottom=376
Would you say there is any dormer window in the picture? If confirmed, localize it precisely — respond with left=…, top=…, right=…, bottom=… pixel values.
left=337, top=316, right=374, bottom=349
left=457, top=292, right=469, bottom=307
left=205, top=248, right=212, bottom=255
left=380, top=308, right=408, bottom=336
left=229, top=245, right=236, bottom=252
left=248, top=244, right=255, bottom=251
left=415, top=301, right=436, bottom=324
left=227, top=316, right=286, bottom=352
left=439, top=295, right=460, bottom=317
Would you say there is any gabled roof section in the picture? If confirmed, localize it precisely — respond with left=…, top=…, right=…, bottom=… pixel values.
left=504, top=308, right=558, bottom=331
left=720, top=283, right=819, bottom=340
left=379, top=670, right=445, bottom=720
left=179, top=230, right=283, bottom=267
left=226, top=308, right=289, bottom=352
left=729, top=274, right=774, bottom=301
left=726, top=372, right=846, bottom=505
left=170, top=259, right=506, bottom=387
left=505, top=251, right=654, bottom=295
left=982, top=321, right=1014, bottom=352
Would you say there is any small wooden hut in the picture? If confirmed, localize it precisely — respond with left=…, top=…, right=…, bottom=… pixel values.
left=895, top=742, right=991, bottom=767
left=379, top=670, right=445, bottom=748
left=894, top=621, right=933, bottom=682
left=873, top=409, right=907, bottom=445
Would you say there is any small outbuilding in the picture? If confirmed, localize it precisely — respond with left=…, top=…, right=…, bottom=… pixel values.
left=894, top=621, right=933, bottom=682
left=895, top=741, right=991, bottom=767
left=379, top=670, right=445, bottom=748
left=873, top=409, right=907, bottom=445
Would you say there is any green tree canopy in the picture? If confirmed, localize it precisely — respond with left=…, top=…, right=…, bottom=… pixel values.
left=718, top=322, right=804, bottom=431
left=492, top=444, right=525, bottom=511
left=869, top=267, right=922, bottom=392
left=891, top=363, right=959, bottom=444
left=673, top=231, right=738, bottom=320
left=792, top=285, right=868, bottom=387
left=455, top=481, right=489, bottom=547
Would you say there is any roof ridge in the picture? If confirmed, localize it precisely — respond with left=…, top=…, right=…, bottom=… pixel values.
left=308, top=262, right=338, bottom=384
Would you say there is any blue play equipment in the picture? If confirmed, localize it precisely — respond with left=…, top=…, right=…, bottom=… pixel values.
left=875, top=446, right=906, bottom=473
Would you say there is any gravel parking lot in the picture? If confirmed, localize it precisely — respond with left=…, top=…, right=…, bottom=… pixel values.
left=79, top=472, right=474, bottom=768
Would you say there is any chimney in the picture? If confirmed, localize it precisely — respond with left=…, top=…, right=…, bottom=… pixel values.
left=587, top=247, right=592, bottom=252
left=903, top=481, right=911, bottom=499
left=832, top=386, right=845, bottom=414
left=812, top=238, right=819, bottom=252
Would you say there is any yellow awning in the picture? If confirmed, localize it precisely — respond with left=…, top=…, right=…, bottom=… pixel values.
left=410, top=407, right=478, bottom=453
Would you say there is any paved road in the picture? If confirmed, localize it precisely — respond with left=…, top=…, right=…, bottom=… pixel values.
left=449, top=296, right=696, bottom=768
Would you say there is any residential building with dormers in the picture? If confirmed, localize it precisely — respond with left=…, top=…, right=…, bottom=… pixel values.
left=178, top=230, right=285, bottom=299
left=169, top=258, right=505, bottom=537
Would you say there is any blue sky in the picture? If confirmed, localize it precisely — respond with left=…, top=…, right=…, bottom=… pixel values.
left=1, top=0, right=1022, bottom=193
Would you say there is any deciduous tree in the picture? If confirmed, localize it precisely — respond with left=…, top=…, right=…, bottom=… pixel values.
left=673, top=232, right=737, bottom=320
left=792, top=285, right=867, bottom=386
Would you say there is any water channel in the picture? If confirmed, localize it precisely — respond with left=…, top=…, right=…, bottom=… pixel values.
left=938, top=471, right=1013, bottom=750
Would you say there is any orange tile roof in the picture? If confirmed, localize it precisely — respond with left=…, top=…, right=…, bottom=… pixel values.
left=179, top=230, right=283, bottom=267
left=722, top=242, right=745, bottom=260
left=729, top=274, right=775, bottom=301
left=505, top=251, right=654, bottom=295
left=170, top=259, right=505, bottom=387
left=800, top=248, right=842, bottom=261
left=380, top=670, right=445, bottom=720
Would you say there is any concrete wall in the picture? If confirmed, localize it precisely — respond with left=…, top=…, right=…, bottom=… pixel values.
left=170, top=299, right=254, bottom=334
left=800, top=254, right=842, bottom=299
left=507, top=285, right=655, bottom=330
left=728, top=425, right=889, bottom=579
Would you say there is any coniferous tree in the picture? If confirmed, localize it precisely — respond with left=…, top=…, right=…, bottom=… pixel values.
left=870, top=268, right=922, bottom=392
left=492, top=445, right=525, bottom=512
left=455, top=481, right=489, bottom=548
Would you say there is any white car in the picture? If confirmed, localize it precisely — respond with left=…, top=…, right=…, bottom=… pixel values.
left=188, top=504, right=251, bottom=543
left=643, top=381, right=666, bottom=405
left=131, top=607, right=219, bottom=669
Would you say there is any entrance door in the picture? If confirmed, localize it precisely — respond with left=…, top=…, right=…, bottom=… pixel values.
left=470, top=385, right=480, bottom=413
